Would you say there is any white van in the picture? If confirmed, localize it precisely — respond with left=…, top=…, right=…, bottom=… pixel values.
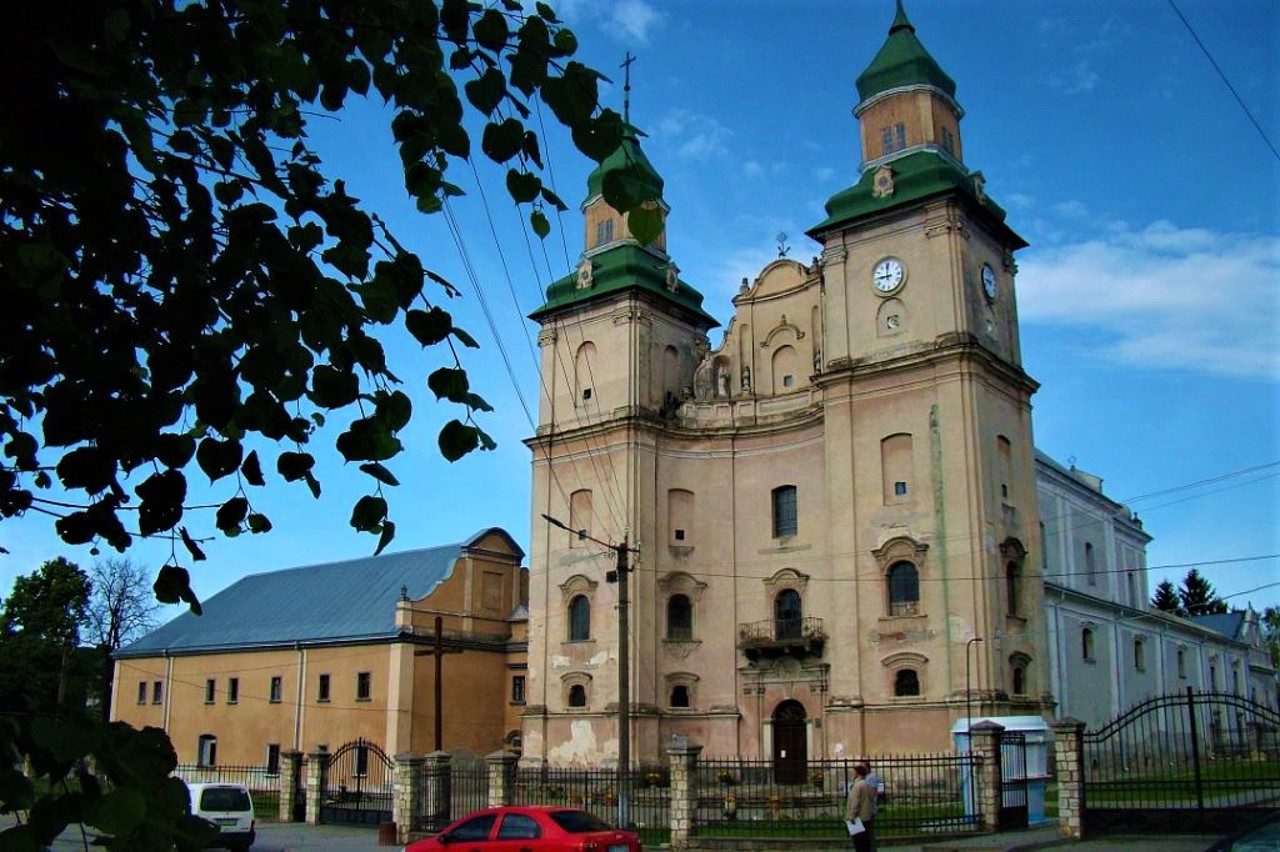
left=186, top=782, right=256, bottom=850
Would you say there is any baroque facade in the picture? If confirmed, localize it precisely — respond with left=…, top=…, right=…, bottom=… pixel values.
left=521, top=4, right=1051, bottom=766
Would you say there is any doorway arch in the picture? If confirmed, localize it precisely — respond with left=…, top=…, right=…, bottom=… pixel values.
left=772, top=699, right=808, bottom=784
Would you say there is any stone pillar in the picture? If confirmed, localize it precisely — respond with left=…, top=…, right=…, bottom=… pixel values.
left=667, top=736, right=703, bottom=850
left=969, top=721, right=1005, bottom=832
left=1051, top=718, right=1086, bottom=840
left=278, top=750, right=303, bottom=822
left=393, top=753, right=424, bottom=844
left=417, top=751, right=451, bottom=832
left=487, top=750, right=519, bottom=808
left=305, top=747, right=328, bottom=826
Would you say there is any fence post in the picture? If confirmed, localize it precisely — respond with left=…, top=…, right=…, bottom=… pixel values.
left=422, top=751, right=452, bottom=830
left=1050, top=718, right=1085, bottom=840
left=278, top=750, right=303, bottom=822
left=394, top=752, right=424, bottom=845
left=970, top=721, right=1005, bottom=832
left=305, top=747, right=327, bottom=826
left=486, top=750, right=519, bottom=808
left=666, top=736, right=702, bottom=850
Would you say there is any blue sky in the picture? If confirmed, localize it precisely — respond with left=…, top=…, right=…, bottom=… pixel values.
left=3, top=0, right=1277, bottom=620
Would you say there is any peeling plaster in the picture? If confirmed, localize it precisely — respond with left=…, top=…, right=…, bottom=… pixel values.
left=548, top=719, right=601, bottom=765
left=552, top=655, right=570, bottom=668
left=589, top=650, right=612, bottom=666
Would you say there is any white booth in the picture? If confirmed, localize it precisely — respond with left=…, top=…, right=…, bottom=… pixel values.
left=951, top=716, right=1052, bottom=827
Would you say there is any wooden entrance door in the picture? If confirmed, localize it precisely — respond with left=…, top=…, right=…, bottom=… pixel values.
left=772, top=700, right=808, bottom=784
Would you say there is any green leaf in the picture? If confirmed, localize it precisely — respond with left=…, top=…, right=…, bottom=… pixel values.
left=464, top=68, right=506, bottom=115
left=56, top=446, right=115, bottom=493
left=450, top=327, right=480, bottom=348
left=553, top=27, right=578, bottom=56
left=472, top=9, right=510, bottom=51
left=374, top=520, right=397, bottom=556
left=153, top=564, right=192, bottom=606
left=136, top=470, right=187, bottom=536
left=438, top=420, right=480, bottom=462
left=531, top=209, right=551, bottom=238
left=628, top=204, right=665, bottom=246
left=311, top=365, right=360, bottom=408
left=247, top=512, right=273, bottom=533
left=428, top=367, right=470, bottom=403
left=31, top=717, right=99, bottom=762
left=196, top=437, right=243, bottom=483
left=506, top=169, right=541, bottom=203
left=359, top=462, right=400, bottom=487
left=481, top=118, right=524, bottom=164
left=103, top=9, right=130, bottom=44
left=375, top=390, right=412, bottom=432
left=155, top=434, right=196, bottom=469
left=303, top=471, right=322, bottom=499
left=350, top=495, right=387, bottom=533
left=240, top=451, right=265, bottom=486
left=215, top=497, right=249, bottom=533
left=90, top=788, right=146, bottom=835
left=277, top=451, right=315, bottom=482
left=180, top=527, right=207, bottom=562
left=405, top=307, right=453, bottom=347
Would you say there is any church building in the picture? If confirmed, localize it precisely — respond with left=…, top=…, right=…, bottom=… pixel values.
left=520, top=2, right=1051, bottom=766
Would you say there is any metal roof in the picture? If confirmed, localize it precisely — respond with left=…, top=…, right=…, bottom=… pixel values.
left=118, top=528, right=522, bottom=657
left=1190, top=612, right=1245, bottom=641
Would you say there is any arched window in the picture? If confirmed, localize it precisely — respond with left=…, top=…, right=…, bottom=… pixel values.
left=881, top=434, right=914, bottom=505
left=997, top=435, right=1013, bottom=502
left=1134, top=638, right=1146, bottom=672
left=772, top=345, right=798, bottom=392
left=568, top=595, right=590, bottom=641
left=1085, top=542, right=1097, bottom=585
left=1006, top=562, right=1022, bottom=616
left=1012, top=664, right=1026, bottom=696
left=567, top=684, right=587, bottom=708
left=569, top=489, right=592, bottom=548
left=775, top=589, right=802, bottom=640
left=887, top=561, right=920, bottom=616
left=574, top=342, right=596, bottom=405
left=667, top=594, right=693, bottom=640
left=772, top=485, right=797, bottom=538
left=894, top=669, right=920, bottom=697
left=670, top=685, right=690, bottom=708
left=1082, top=627, right=1095, bottom=661
left=595, top=218, right=614, bottom=248
left=1177, top=648, right=1187, bottom=678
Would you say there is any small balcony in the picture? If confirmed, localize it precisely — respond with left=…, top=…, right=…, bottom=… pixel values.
left=737, top=616, right=826, bottom=662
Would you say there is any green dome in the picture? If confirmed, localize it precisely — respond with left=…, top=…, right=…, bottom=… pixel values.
left=855, top=0, right=956, bottom=103
left=585, top=125, right=664, bottom=203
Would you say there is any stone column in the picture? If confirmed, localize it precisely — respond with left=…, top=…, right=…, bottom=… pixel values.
left=969, top=721, right=1005, bottom=832
left=394, top=753, right=425, bottom=844
left=278, top=750, right=303, bottom=822
left=487, top=750, right=519, bottom=808
left=1051, top=718, right=1086, bottom=840
left=667, top=736, right=703, bottom=850
left=305, top=748, right=328, bottom=826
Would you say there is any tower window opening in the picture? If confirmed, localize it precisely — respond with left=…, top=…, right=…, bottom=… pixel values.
left=942, top=127, right=955, bottom=155
left=881, top=122, right=908, bottom=156
left=595, top=219, right=613, bottom=247
left=894, top=481, right=908, bottom=496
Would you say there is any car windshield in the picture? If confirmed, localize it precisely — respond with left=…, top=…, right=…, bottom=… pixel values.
left=548, top=810, right=614, bottom=833
left=199, top=788, right=251, bottom=812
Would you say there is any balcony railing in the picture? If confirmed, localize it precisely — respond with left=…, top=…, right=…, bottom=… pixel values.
left=737, top=616, right=826, bottom=661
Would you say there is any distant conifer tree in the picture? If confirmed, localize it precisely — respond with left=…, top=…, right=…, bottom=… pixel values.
left=1151, top=579, right=1184, bottom=615
left=1178, top=569, right=1229, bottom=615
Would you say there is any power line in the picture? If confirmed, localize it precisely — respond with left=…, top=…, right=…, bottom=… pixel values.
left=1166, top=0, right=1280, bottom=162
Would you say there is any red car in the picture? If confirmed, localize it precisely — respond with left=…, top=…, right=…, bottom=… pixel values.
left=405, top=806, right=642, bottom=852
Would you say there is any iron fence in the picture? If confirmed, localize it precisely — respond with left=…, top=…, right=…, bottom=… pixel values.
left=1082, top=688, right=1280, bottom=834
left=410, top=760, right=490, bottom=833
left=173, top=763, right=281, bottom=819
left=695, top=755, right=983, bottom=839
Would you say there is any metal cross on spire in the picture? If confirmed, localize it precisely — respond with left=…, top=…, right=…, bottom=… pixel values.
left=621, top=51, right=636, bottom=124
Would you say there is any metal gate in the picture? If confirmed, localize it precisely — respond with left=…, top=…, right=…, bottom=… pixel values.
left=999, top=732, right=1029, bottom=830
left=320, top=738, right=394, bottom=826
left=1083, top=688, right=1280, bottom=835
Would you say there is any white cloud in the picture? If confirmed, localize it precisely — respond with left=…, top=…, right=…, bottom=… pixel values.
left=1006, top=193, right=1035, bottom=210
left=656, top=108, right=733, bottom=160
left=1053, top=200, right=1088, bottom=219
left=1019, top=221, right=1279, bottom=380
left=813, top=166, right=837, bottom=183
left=743, top=160, right=765, bottom=178
left=557, top=0, right=663, bottom=44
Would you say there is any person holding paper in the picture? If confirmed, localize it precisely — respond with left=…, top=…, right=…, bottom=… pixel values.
left=845, top=762, right=876, bottom=851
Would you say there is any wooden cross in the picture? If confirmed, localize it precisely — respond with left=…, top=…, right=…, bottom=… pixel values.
left=621, top=51, right=636, bottom=122
left=413, top=615, right=463, bottom=751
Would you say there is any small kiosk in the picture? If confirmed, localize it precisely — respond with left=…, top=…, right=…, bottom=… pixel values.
left=951, top=716, right=1052, bottom=827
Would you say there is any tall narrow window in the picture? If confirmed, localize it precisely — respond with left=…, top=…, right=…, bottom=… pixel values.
left=881, top=433, right=914, bottom=505
left=1177, top=648, right=1187, bottom=678
left=197, top=734, right=217, bottom=768
left=670, top=685, right=691, bottom=708
left=266, top=744, right=281, bottom=776
left=356, top=744, right=369, bottom=776
left=1085, top=542, right=1098, bottom=585
left=1006, top=562, right=1022, bottom=616
left=574, top=342, right=596, bottom=405
left=269, top=676, right=283, bottom=703
left=569, top=489, right=593, bottom=548
left=997, top=436, right=1013, bottom=502
left=772, top=485, right=798, bottom=538
left=1082, top=628, right=1095, bottom=661
left=568, top=595, right=591, bottom=641
left=227, top=677, right=239, bottom=704
left=1012, top=664, right=1026, bottom=695
left=152, top=681, right=163, bottom=704
left=318, top=673, right=331, bottom=702
left=668, top=489, right=695, bottom=546
left=595, top=218, right=614, bottom=247
left=511, top=675, right=526, bottom=704
left=204, top=679, right=216, bottom=703
left=941, top=127, right=955, bottom=155
left=887, top=561, right=920, bottom=616
left=775, top=589, right=802, bottom=640
left=1134, top=639, right=1146, bottom=671
left=771, top=345, right=798, bottom=394
left=894, top=669, right=920, bottom=697
left=667, top=594, right=693, bottom=640
left=356, top=671, right=371, bottom=701
left=1039, top=522, right=1048, bottom=570
left=137, top=682, right=147, bottom=704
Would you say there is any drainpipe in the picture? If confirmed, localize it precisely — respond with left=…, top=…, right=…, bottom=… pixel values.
left=163, top=650, right=174, bottom=733
left=294, top=643, right=306, bottom=751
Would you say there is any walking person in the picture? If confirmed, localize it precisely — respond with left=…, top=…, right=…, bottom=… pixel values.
left=845, top=762, right=876, bottom=851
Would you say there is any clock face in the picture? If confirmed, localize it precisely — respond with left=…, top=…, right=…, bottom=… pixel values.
left=981, top=263, right=997, bottom=300
left=873, top=258, right=905, bottom=293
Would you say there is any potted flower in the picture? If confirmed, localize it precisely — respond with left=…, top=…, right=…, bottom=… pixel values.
left=722, top=791, right=737, bottom=820
left=716, top=769, right=737, bottom=786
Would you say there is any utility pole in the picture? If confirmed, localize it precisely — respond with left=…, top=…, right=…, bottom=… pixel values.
left=542, top=514, right=639, bottom=828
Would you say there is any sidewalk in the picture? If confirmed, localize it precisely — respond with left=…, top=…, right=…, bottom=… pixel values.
left=877, top=824, right=1222, bottom=852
